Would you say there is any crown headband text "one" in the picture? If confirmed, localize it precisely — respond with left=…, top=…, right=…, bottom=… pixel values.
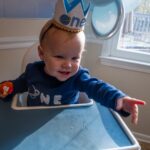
left=53, top=0, right=91, bottom=32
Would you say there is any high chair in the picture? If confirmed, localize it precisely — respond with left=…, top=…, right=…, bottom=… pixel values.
left=21, top=42, right=40, bottom=73
left=0, top=43, right=141, bottom=150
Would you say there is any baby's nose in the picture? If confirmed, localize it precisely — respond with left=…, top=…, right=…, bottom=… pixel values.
left=62, top=60, right=72, bottom=69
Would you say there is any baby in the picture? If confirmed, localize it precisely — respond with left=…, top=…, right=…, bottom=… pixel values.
left=0, top=20, right=145, bottom=124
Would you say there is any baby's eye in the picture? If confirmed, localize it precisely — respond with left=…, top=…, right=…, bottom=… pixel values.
left=54, top=56, right=64, bottom=59
left=72, top=57, right=80, bottom=61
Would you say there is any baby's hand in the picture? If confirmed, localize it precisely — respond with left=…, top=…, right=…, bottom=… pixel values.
left=116, top=97, right=146, bottom=124
left=0, top=82, right=14, bottom=99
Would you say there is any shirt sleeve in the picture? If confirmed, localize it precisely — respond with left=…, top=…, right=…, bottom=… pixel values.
left=75, top=70, right=130, bottom=116
left=11, top=65, right=30, bottom=94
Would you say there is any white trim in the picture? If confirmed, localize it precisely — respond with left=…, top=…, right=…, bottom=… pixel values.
left=111, top=111, right=140, bottom=150
left=99, top=56, right=150, bottom=74
left=11, top=93, right=94, bottom=110
left=133, top=132, right=150, bottom=144
left=0, top=36, right=38, bottom=50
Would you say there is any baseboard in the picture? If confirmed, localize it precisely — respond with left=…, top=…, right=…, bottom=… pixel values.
left=133, top=132, right=150, bottom=144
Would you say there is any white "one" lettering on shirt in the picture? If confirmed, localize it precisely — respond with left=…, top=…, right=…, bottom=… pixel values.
left=28, top=85, right=62, bottom=105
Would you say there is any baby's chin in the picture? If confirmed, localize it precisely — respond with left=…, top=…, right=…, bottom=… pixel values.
left=58, top=79, right=67, bottom=82
left=56, top=76, right=70, bottom=82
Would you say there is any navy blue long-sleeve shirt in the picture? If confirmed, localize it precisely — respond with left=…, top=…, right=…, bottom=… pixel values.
left=10, top=61, right=129, bottom=115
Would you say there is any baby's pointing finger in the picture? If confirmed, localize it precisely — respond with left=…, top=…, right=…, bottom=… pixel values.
left=124, top=98, right=146, bottom=105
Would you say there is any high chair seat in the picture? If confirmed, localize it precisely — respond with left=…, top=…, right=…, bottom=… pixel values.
left=21, top=42, right=40, bottom=72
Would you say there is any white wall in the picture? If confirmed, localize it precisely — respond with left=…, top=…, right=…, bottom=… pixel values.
left=0, top=0, right=56, bottom=18
left=0, top=19, right=47, bottom=81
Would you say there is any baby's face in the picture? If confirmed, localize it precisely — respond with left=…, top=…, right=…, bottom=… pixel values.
left=39, top=28, right=85, bottom=81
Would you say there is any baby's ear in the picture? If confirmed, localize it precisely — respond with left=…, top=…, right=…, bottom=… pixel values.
left=38, top=45, right=44, bottom=60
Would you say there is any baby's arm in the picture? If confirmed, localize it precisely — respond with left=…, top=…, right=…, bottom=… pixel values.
left=76, top=68, right=146, bottom=124
left=116, top=97, right=146, bottom=124
left=0, top=71, right=28, bottom=100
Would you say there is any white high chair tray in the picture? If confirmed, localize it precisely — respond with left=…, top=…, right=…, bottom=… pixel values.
left=11, top=92, right=94, bottom=110
left=0, top=94, right=140, bottom=150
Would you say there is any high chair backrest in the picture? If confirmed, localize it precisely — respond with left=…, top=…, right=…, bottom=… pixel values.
left=21, top=43, right=40, bottom=72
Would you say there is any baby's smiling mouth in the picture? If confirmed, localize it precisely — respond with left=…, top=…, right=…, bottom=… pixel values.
left=58, top=71, right=71, bottom=75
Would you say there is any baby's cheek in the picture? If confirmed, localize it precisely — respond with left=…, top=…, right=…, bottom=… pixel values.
left=73, top=63, right=79, bottom=70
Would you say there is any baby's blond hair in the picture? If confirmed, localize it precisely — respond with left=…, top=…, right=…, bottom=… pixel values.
left=39, top=20, right=53, bottom=45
